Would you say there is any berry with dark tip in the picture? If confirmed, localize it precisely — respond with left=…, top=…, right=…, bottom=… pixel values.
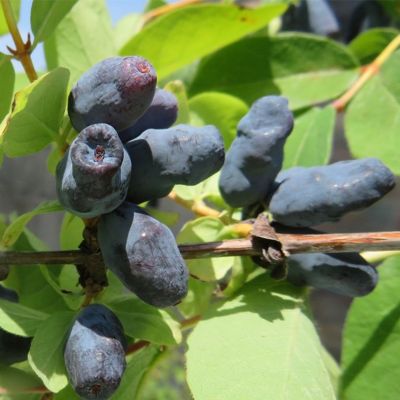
left=119, top=88, right=178, bottom=142
left=0, top=285, right=32, bottom=365
left=269, top=158, right=395, bottom=227
left=64, top=304, right=127, bottom=400
left=56, top=123, right=131, bottom=218
left=97, top=202, right=189, bottom=307
left=287, top=252, right=378, bottom=297
left=125, top=124, right=225, bottom=204
left=68, top=56, right=157, bottom=131
left=219, top=96, right=294, bottom=208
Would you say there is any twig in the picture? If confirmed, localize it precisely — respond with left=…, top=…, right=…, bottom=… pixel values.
left=2, top=231, right=400, bottom=265
left=332, top=34, right=400, bottom=111
left=0, top=0, right=38, bottom=82
left=168, top=191, right=221, bottom=218
left=0, top=386, right=50, bottom=394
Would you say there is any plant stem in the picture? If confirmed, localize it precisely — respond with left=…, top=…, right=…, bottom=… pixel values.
left=0, top=0, right=38, bottom=82
left=168, top=191, right=221, bottom=218
left=2, top=231, right=400, bottom=265
left=332, top=34, right=400, bottom=111
left=0, top=386, right=50, bottom=394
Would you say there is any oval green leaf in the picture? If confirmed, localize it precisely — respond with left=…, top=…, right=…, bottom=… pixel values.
left=2, top=68, right=69, bottom=157
left=120, top=3, right=288, bottom=80
left=190, top=33, right=358, bottom=110
left=187, top=275, right=336, bottom=400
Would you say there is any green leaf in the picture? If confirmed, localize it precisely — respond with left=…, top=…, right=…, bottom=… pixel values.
left=1, top=200, right=63, bottom=248
left=145, top=207, right=179, bottom=227
left=44, top=0, right=116, bottom=84
left=283, top=106, right=335, bottom=169
left=190, top=33, right=358, bottom=110
left=164, top=80, right=190, bottom=124
left=0, top=0, right=20, bottom=36
left=106, top=297, right=182, bottom=345
left=174, top=171, right=227, bottom=209
left=349, top=28, right=399, bottom=64
left=340, top=255, right=400, bottom=400
left=177, top=217, right=235, bottom=281
left=345, top=52, right=400, bottom=175
left=60, top=212, right=84, bottom=250
left=7, top=229, right=70, bottom=313
left=113, top=13, right=141, bottom=51
left=30, top=0, right=78, bottom=45
left=0, top=299, right=48, bottom=336
left=320, top=345, right=340, bottom=396
left=0, top=365, right=42, bottom=392
left=113, top=346, right=161, bottom=400
left=178, top=277, right=215, bottom=318
left=2, top=68, right=70, bottom=157
left=28, top=311, right=75, bottom=393
left=53, top=384, right=80, bottom=400
left=120, top=3, right=287, bottom=80
left=144, top=0, right=167, bottom=12
left=0, top=54, right=14, bottom=122
left=189, top=92, right=248, bottom=148
left=186, top=275, right=336, bottom=400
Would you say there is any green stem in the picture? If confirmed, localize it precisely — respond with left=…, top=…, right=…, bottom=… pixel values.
left=0, top=0, right=38, bottom=82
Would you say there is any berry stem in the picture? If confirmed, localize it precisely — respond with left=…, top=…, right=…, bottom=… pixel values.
left=332, top=34, right=400, bottom=112
left=0, top=0, right=38, bottom=82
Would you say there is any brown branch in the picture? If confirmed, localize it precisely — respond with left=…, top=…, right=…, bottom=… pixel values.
left=0, top=0, right=38, bottom=82
left=0, top=386, right=49, bottom=394
left=332, top=34, right=400, bottom=111
left=2, top=231, right=400, bottom=265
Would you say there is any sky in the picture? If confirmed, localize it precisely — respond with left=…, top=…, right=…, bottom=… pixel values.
left=0, top=0, right=153, bottom=71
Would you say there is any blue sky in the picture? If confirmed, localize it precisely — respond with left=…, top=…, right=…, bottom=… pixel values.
left=0, top=0, right=154, bottom=71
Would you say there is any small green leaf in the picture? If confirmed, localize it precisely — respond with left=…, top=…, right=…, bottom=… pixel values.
left=0, top=0, right=20, bottom=36
left=60, top=212, right=84, bottom=250
left=44, top=0, right=116, bottom=83
left=177, top=217, right=235, bottom=281
left=340, top=255, right=400, bottom=400
left=186, top=274, right=336, bottom=400
left=349, top=28, right=399, bottom=64
left=120, top=3, right=287, bottom=79
left=189, top=92, right=248, bottom=148
left=1, top=200, right=63, bottom=248
left=2, top=68, right=70, bottom=157
left=190, top=33, right=358, bottom=110
left=106, top=297, right=182, bottom=345
left=283, top=106, right=335, bottom=169
left=0, top=299, right=48, bottom=336
left=113, top=346, right=161, bottom=400
left=345, top=54, right=400, bottom=175
left=28, top=311, right=75, bottom=393
left=0, top=54, right=14, bottom=122
left=30, top=0, right=78, bottom=45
